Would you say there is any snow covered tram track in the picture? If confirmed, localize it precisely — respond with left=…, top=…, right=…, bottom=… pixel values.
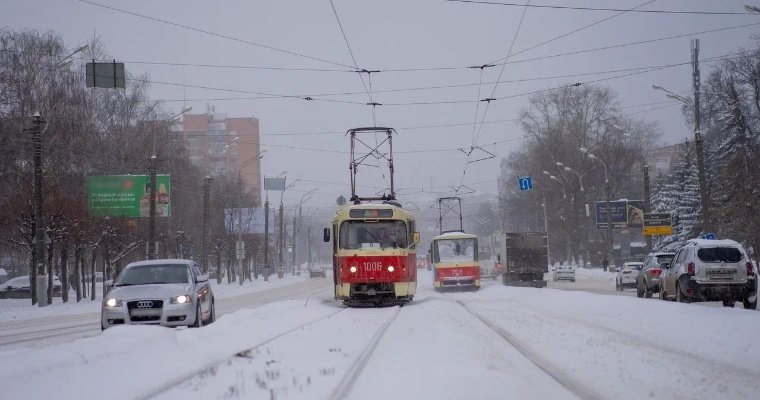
left=139, top=306, right=349, bottom=400
left=0, top=322, right=100, bottom=347
left=454, top=300, right=606, bottom=400
left=329, top=306, right=401, bottom=400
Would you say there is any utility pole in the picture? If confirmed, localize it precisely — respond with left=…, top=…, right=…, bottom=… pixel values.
left=148, top=154, right=157, bottom=260
left=201, top=176, right=212, bottom=273
left=292, top=213, right=297, bottom=274
left=278, top=202, right=284, bottom=278
left=605, top=179, right=613, bottom=270
left=692, top=39, right=711, bottom=233
left=264, top=198, right=270, bottom=280
left=307, top=225, right=312, bottom=268
left=542, top=195, right=551, bottom=266
left=643, top=164, right=652, bottom=250
left=31, top=112, right=46, bottom=306
left=236, top=175, right=244, bottom=286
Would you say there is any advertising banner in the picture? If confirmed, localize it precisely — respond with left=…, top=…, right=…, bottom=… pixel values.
left=264, top=177, right=286, bottom=191
left=595, top=200, right=644, bottom=229
left=87, top=175, right=171, bottom=217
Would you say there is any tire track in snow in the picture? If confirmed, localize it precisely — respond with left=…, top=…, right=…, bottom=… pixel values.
left=329, top=306, right=402, bottom=400
left=139, top=306, right=350, bottom=400
left=454, top=299, right=606, bottom=400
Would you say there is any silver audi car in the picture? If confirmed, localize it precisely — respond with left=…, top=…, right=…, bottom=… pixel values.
left=101, top=259, right=215, bottom=330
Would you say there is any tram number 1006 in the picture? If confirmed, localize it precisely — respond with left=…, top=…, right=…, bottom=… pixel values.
left=363, top=261, right=383, bottom=271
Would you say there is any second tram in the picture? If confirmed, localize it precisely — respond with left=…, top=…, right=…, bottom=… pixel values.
left=430, top=231, right=480, bottom=290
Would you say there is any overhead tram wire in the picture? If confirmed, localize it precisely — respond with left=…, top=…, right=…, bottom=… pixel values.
left=443, top=1, right=760, bottom=16
left=459, top=0, right=530, bottom=189
left=473, top=0, right=654, bottom=148
left=76, top=0, right=353, bottom=69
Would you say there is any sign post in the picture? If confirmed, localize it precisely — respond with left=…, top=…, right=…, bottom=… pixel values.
left=518, top=176, right=533, bottom=191
left=643, top=213, right=673, bottom=236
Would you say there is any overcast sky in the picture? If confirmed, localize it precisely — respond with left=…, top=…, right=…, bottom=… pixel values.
left=3, top=0, right=759, bottom=213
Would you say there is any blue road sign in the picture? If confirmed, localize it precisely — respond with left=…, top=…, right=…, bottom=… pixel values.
left=701, top=233, right=716, bottom=240
left=518, top=176, right=533, bottom=191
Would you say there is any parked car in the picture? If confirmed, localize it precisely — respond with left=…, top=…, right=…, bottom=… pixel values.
left=615, top=262, right=643, bottom=291
left=0, top=275, right=63, bottom=299
left=101, top=259, right=214, bottom=330
left=659, top=239, right=756, bottom=308
left=552, top=264, right=575, bottom=282
left=636, top=252, right=675, bottom=298
left=308, top=265, right=326, bottom=278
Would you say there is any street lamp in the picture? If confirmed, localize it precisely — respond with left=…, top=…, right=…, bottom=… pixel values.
left=294, top=189, right=318, bottom=274
left=745, top=4, right=760, bottom=13
left=236, top=150, right=266, bottom=285
left=652, top=83, right=711, bottom=232
left=278, top=178, right=300, bottom=277
left=579, top=147, right=613, bottom=270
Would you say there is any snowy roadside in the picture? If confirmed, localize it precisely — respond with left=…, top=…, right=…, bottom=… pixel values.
left=0, top=274, right=312, bottom=323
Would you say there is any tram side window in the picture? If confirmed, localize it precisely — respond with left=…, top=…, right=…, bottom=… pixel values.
left=339, top=221, right=408, bottom=249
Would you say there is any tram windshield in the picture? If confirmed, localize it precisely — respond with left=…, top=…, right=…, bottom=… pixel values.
left=339, top=220, right=408, bottom=249
left=434, top=238, right=477, bottom=263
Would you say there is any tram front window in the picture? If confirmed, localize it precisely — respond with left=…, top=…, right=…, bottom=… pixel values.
left=434, top=239, right=477, bottom=263
left=339, top=221, right=408, bottom=249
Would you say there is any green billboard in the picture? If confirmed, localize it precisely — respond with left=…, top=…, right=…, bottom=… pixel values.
left=87, top=175, right=171, bottom=217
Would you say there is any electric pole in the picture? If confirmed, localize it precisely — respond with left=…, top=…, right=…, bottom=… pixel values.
left=31, top=112, right=46, bottom=306
left=307, top=225, right=312, bottom=268
left=692, top=39, right=711, bottom=233
left=264, top=198, right=269, bottom=280
left=148, top=154, right=157, bottom=260
left=279, top=202, right=284, bottom=278
left=643, top=164, right=652, bottom=250
left=236, top=175, right=244, bottom=286
left=292, top=213, right=297, bottom=275
left=201, top=176, right=212, bottom=273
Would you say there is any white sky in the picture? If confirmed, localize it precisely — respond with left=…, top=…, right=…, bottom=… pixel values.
left=3, top=0, right=758, bottom=211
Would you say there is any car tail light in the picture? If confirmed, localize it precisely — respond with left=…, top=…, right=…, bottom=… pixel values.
left=649, top=268, right=662, bottom=277
left=687, top=262, right=695, bottom=276
left=747, top=262, right=755, bottom=277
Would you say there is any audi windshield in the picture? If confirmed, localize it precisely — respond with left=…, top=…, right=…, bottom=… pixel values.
left=114, top=265, right=192, bottom=286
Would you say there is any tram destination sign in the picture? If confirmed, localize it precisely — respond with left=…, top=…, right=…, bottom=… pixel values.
left=643, top=213, right=673, bottom=236
left=349, top=209, right=394, bottom=218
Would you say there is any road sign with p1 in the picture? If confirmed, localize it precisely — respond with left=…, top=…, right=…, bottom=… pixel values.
left=518, top=176, right=533, bottom=191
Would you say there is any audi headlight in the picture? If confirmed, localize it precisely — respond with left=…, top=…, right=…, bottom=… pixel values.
left=387, top=265, right=395, bottom=273
left=349, top=266, right=357, bottom=273
left=171, top=295, right=191, bottom=304
left=105, top=298, right=122, bottom=307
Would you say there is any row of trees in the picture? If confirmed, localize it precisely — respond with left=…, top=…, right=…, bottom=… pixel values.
left=497, top=84, right=659, bottom=266
left=0, top=29, right=265, bottom=304
left=498, top=38, right=760, bottom=264
left=653, top=40, right=760, bottom=254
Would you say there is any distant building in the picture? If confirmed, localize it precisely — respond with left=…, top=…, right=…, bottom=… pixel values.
left=173, top=110, right=262, bottom=206
left=648, top=142, right=681, bottom=179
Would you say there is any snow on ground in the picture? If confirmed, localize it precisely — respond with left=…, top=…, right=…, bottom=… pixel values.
left=0, top=274, right=311, bottom=323
left=2, top=269, right=759, bottom=400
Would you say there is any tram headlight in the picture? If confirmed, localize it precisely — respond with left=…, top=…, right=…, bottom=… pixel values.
left=387, top=265, right=395, bottom=273
left=349, top=266, right=357, bottom=273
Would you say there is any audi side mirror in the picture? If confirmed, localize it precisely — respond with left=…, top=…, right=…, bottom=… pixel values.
left=323, top=228, right=331, bottom=242
left=104, top=280, right=114, bottom=289
left=197, top=274, right=209, bottom=283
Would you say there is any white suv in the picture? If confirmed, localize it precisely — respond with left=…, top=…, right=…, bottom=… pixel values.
left=659, top=239, right=756, bottom=308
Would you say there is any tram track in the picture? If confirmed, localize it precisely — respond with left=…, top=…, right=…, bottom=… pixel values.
left=140, top=306, right=351, bottom=400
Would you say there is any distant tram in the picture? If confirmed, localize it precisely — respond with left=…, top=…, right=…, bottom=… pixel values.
left=430, top=230, right=480, bottom=290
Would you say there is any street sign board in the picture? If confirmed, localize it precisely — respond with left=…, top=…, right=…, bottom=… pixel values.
left=643, top=213, right=673, bottom=236
left=518, top=176, right=533, bottom=191
left=87, top=175, right=171, bottom=217
left=595, top=200, right=644, bottom=229
left=701, top=233, right=716, bottom=240
left=86, top=62, right=126, bottom=89
left=264, top=177, right=286, bottom=191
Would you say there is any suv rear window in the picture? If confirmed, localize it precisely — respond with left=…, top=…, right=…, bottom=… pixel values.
left=697, top=247, right=742, bottom=263
left=655, top=255, right=674, bottom=265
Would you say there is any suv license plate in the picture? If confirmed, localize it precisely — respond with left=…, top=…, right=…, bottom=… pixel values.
left=708, top=270, right=734, bottom=280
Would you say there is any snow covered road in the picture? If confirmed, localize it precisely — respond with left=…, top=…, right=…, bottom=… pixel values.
left=2, top=271, right=759, bottom=400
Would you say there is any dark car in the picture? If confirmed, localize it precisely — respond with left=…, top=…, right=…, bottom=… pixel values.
left=309, top=265, right=326, bottom=278
left=636, top=252, right=675, bottom=298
